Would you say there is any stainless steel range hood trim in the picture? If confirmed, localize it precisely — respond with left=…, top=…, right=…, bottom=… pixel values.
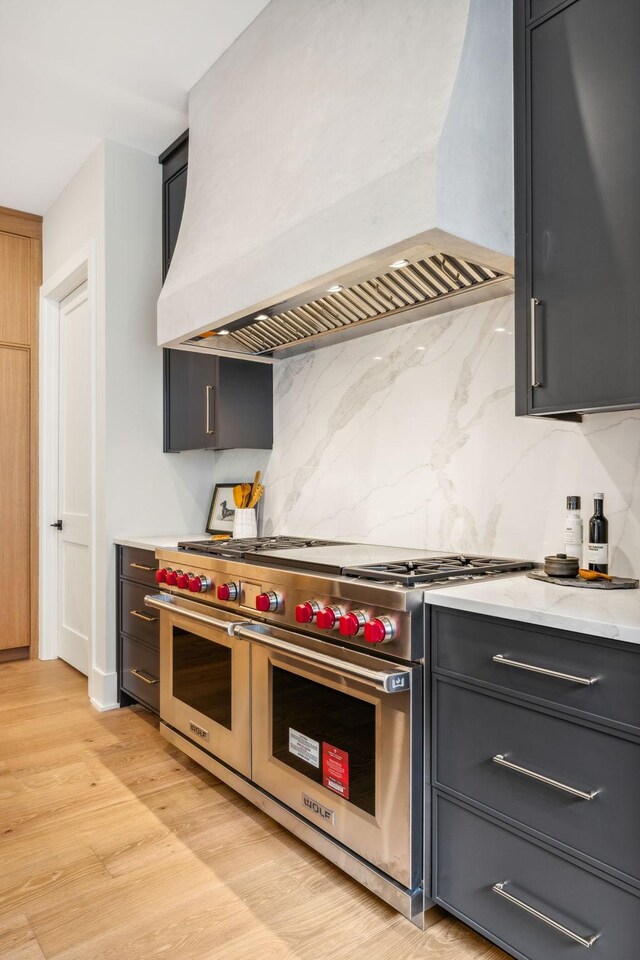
left=162, top=229, right=514, bottom=360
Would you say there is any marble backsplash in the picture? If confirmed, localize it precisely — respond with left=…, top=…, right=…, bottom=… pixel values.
left=212, top=295, right=640, bottom=577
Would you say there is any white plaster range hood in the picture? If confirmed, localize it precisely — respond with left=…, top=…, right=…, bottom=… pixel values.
left=158, top=0, right=514, bottom=360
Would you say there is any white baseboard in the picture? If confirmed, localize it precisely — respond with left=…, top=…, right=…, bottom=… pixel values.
left=89, top=666, right=119, bottom=711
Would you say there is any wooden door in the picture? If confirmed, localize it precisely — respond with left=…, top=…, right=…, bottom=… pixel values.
left=0, top=207, right=41, bottom=658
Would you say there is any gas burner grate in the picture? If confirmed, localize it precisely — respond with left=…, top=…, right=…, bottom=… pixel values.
left=343, top=555, right=532, bottom=586
left=177, top=535, right=345, bottom=559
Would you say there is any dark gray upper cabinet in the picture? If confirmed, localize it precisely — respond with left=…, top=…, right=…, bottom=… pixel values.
left=164, top=352, right=273, bottom=452
left=159, top=130, right=189, bottom=279
left=515, top=0, right=640, bottom=417
left=159, top=133, right=274, bottom=453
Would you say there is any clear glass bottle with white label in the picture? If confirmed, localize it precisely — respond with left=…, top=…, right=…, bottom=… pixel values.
left=588, top=493, right=609, bottom=574
left=564, top=495, right=583, bottom=562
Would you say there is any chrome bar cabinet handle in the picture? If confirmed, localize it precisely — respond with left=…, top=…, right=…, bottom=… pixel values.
left=130, top=610, right=158, bottom=623
left=205, top=385, right=214, bottom=435
left=530, top=297, right=542, bottom=387
left=492, top=882, right=599, bottom=948
left=492, top=755, right=598, bottom=801
left=129, top=668, right=158, bottom=685
left=492, top=653, right=597, bottom=686
left=129, top=562, right=154, bottom=572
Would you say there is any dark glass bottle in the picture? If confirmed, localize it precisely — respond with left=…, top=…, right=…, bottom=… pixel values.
left=587, top=494, right=609, bottom=573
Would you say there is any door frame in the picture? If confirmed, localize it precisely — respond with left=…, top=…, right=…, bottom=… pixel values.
left=39, top=243, right=98, bottom=679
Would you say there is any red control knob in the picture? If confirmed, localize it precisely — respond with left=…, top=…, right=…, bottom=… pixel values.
left=165, top=569, right=180, bottom=586
left=155, top=568, right=168, bottom=584
left=339, top=611, right=367, bottom=637
left=316, top=606, right=343, bottom=630
left=256, top=591, right=281, bottom=612
left=364, top=617, right=396, bottom=644
left=295, top=600, right=320, bottom=624
left=188, top=575, right=212, bottom=593
left=217, top=582, right=238, bottom=601
left=176, top=572, right=191, bottom=589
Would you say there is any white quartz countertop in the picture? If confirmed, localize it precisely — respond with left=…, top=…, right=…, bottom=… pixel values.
left=114, top=534, right=207, bottom=553
left=425, top=573, right=640, bottom=646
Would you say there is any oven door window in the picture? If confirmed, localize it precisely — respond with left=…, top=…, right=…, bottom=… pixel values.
left=172, top=625, right=232, bottom=729
left=271, top=666, right=376, bottom=816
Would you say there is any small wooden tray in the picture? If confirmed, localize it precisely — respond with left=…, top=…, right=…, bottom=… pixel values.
left=527, top=571, right=638, bottom=590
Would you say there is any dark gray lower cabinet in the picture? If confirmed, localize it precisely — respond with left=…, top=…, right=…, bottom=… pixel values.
left=117, top=546, right=160, bottom=714
left=434, top=795, right=639, bottom=960
left=431, top=607, right=640, bottom=959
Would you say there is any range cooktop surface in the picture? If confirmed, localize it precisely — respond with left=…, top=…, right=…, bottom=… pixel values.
left=251, top=542, right=449, bottom=574
left=177, top=535, right=347, bottom=561
left=177, top=536, right=531, bottom=584
left=343, top=554, right=533, bottom=586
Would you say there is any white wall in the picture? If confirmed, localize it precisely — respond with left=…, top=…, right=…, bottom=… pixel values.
left=212, top=296, right=640, bottom=577
left=42, top=140, right=213, bottom=710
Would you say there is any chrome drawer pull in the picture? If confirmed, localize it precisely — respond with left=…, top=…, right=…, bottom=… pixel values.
left=492, top=882, right=598, bottom=948
left=492, top=755, right=598, bottom=800
left=129, top=668, right=158, bottom=685
left=130, top=610, right=158, bottom=623
left=129, top=562, right=154, bottom=572
left=493, top=654, right=597, bottom=686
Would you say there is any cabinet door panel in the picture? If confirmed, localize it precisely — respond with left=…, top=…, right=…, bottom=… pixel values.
left=165, top=351, right=216, bottom=451
left=0, top=347, right=30, bottom=649
left=528, top=0, right=640, bottom=412
left=0, top=232, right=31, bottom=345
left=164, top=167, right=187, bottom=276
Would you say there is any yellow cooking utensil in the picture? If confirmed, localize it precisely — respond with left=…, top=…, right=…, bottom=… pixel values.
left=241, top=482, right=252, bottom=508
left=233, top=485, right=244, bottom=509
left=579, top=568, right=613, bottom=582
left=248, top=483, right=264, bottom=509
left=250, top=470, right=261, bottom=504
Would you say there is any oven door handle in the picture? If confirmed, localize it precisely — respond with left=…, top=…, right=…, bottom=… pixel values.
left=143, top=593, right=244, bottom=637
left=234, top=625, right=412, bottom=694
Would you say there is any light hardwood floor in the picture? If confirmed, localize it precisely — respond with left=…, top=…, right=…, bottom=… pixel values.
left=0, top=660, right=509, bottom=960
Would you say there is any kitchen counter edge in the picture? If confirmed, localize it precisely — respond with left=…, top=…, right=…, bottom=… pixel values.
left=425, top=573, right=640, bottom=646
left=114, top=534, right=206, bottom=552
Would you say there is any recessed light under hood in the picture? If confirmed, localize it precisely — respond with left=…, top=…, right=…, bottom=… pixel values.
left=182, top=236, right=513, bottom=361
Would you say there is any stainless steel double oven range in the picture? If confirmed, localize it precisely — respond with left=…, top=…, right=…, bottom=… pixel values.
left=145, top=537, right=530, bottom=927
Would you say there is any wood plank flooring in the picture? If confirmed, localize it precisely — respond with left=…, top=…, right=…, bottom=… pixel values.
left=0, top=660, right=509, bottom=960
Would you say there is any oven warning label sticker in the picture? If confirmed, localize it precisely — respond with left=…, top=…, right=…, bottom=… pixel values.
left=289, top=728, right=320, bottom=767
left=322, top=742, right=350, bottom=799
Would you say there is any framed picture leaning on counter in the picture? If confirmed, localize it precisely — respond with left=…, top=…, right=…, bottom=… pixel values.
left=206, top=482, right=241, bottom=535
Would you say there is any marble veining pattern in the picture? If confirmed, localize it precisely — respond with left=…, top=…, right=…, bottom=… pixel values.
left=213, top=295, right=640, bottom=578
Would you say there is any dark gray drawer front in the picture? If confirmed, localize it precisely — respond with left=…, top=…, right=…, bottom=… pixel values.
left=434, top=795, right=640, bottom=960
left=120, top=580, right=159, bottom=647
left=435, top=680, right=640, bottom=884
left=121, top=636, right=159, bottom=713
left=432, top=608, right=640, bottom=732
left=119, top=547, right=158, bottom=588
